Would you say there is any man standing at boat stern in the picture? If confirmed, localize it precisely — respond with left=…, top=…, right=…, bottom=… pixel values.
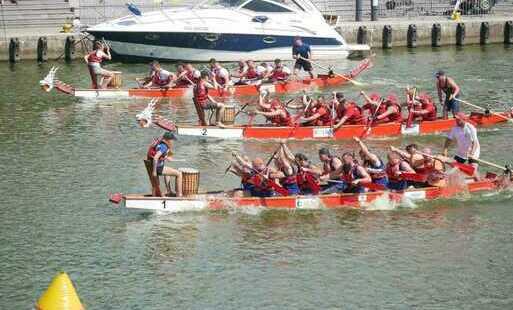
left=436, top=70, right=461, bottom=119
left=292, top=37, right=314, bottom=79
left=443, top=112, right=481, bottom=180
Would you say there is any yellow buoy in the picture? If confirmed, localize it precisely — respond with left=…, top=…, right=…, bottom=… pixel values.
left=35, top=272, right=84, bottom=310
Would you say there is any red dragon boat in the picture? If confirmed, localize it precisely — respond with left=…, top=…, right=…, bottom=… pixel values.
left=112, top=176, right=503, bottom=213
left=174, top=111, right=512, bottom=140
left=53, top=59, right=372, bottom=100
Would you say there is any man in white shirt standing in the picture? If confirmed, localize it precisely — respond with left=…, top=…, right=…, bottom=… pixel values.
left=443, top=112, right=481, bottom=180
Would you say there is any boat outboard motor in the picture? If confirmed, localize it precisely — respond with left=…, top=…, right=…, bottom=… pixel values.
left=126, top=3, right=142, bottom=16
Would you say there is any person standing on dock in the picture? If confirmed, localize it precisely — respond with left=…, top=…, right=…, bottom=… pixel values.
left=292, top=37, right=314, bottom=79
left=84, top=41, right=114, bottom=89
left=435, top=70, right=461, bottom=119
left=443, top=112, right=481, bottom=180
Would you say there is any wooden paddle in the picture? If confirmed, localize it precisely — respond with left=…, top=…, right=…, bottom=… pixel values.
left=469, top=157, right=511, bottom=173
left=455, top=98, right=513, bottom=124
left=298, top=56, right=366, bottom=87
left=405, top=87, right=417, bottom=128
left=417, top=151, right=475, bottom=176
left=361, top=98, right=384, bottom=138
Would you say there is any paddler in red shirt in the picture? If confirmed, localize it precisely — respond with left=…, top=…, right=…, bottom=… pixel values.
left=300, top=95, right=332, bottom=126
left=268, top=58, right=291, bottom=82
left=208, top=58, right=232, bottom=91
left=193, top=71, right=226, bottom=127
left=333, top=93, right=366, bottom=129
left=176, top=63, right=200, bottom=87
left=409, top=92, right=438, bottom=121
left=253, top=90, right=292, bottom=126
left=373, top=94, right=403, bottom=124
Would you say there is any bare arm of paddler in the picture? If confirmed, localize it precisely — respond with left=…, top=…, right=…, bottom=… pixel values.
left=323, top=157, right=343, bottom=181
left=279, top=142, right=295, bottom=162
left=375, top=105, right=399, bottom=122
left=360, top=91, right=379, bottom=106
left=232, top=151, right=252, bottom=170
left=257, top=92, right=272, bottom=110
left=352, top=166, right=372, bottom=185
left=390, top=146, right=424, bottom=168
left=354, top=137, right=380, bottom=167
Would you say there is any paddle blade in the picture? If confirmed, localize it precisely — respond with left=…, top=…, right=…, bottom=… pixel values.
left=451, top=162, right=475, bottom=176
left=400, top=173, right=427, bottom=182
left=361, top=182, right=386, bottom=191
left=267, top=180, right=289, bottom=196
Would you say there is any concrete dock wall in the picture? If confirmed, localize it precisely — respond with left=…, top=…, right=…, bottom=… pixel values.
left=1, top=16, right=512, bottom=62
left=337, top=16, right=512, bottom=47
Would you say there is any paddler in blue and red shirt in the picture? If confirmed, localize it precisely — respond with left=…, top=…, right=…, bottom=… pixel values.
left=147, top=131, right=183, bottom=197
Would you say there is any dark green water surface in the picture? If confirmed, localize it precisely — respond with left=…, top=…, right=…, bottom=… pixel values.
left=1, top=45, right=513, bottom=309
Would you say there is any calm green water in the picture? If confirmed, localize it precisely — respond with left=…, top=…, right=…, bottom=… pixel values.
left=1, top=45, right=513, bottom=309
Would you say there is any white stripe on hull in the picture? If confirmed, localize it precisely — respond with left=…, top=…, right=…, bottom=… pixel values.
left=177, top=127, right=244, bottom=139
left=125, top=198, right=207, bottom=213
left=74, top=90, right=130, bottom=99
left=109, top=41, right=350, bottom=62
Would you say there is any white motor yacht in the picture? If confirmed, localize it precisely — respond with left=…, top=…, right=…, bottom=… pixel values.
left=87, top=0, right=369, bottom=62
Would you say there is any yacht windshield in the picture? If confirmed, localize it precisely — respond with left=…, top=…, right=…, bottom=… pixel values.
left=194, top=0, right=247, bottom=9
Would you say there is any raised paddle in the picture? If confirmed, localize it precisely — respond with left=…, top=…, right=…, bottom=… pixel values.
left=298, top=56, right=366, bottom=87
left=417, top=151, right=475, bottom=176
left=361, top=97, right=384, bottom=138
left=455, top=98, right=513, bottom=124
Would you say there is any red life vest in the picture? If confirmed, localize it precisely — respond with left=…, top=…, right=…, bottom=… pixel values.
left=87, top=50, right=104, bottom=64
left=420, top=100, right=437, bottom=121
left=316, top=106, right=332, bottom=126
left=146, top=138, right=170, bottom=161
left=386, top=161, right=407, bottom=182
left=280, top=166, right=298, bottom=186
left=264, top=99, right=291, bottom=126
left=271, top=69, right=289, bottom=81
left=339, top=103, right=365, bottom=125
left=245, top=67, right=259, bottom=80
left=341, top=164, right=364, bottom=183
left=193, top=81, right=209, bottom=106
left=248, top=168, right=273, bottom=191
left=152, top=71, right=171, bottom=86
left=297, top=168, right=320, bottom=194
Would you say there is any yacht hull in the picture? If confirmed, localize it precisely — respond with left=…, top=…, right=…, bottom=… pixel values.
left=89, top=31, right=352, bottom=61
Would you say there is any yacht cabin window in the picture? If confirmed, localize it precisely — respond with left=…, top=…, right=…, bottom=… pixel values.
left=242, top=0, right=293, bottom=12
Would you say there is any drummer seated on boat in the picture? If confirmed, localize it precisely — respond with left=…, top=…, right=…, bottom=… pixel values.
left=253, top=90, right=292, bottom=127
left=354, top=137, right=388, bottom=188
left=84, top=41, right=113, bottom=89
left=300, top=95, right=332, bottom=127
left=409, top=92, right=437, bottom=122
left=268, top=59, right=291, bottom=83
left=148, top=132, right=183, bottom=197
left=208, top=58, right=232, bottom=91
left=385, top=151, right=416, bottom=191
left=318, top=147, right=344, bottom=194
left=335, top=152, right=372, bottom=193
left=333, top=93, right=366, bottom=129
left=142, top=61, right=175, bottom=89
left=193, top=71, right=226, bottom=127
left=373, top=94, right=402, bottom=124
